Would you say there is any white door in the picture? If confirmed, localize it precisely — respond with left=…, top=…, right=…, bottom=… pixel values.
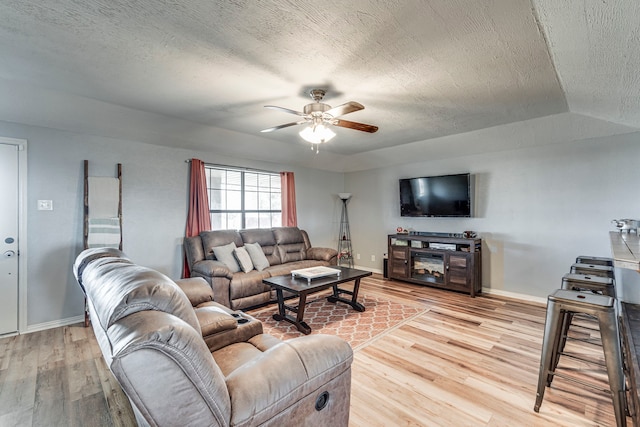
left=0, top=143, right=19, bottom=335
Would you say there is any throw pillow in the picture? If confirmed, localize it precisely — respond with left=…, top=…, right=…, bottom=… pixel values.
left=244, top=242, right=270, bottom=271
left=233, top=246, right=254, bottom=273
left=212, top=242, right=240, bottom=273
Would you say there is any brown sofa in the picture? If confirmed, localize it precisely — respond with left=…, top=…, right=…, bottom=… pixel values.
left=184, top=227, right=338, bottom=310
left=73, top=247, right=353, bottom=427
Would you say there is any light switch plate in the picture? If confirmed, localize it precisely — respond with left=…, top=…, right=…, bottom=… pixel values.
left=37, top=200, right=53, bottom=210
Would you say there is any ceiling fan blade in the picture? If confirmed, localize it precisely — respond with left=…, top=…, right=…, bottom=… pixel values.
left=264, top=105, right=306, bottom=116
left=261, top=120, right=307, bottom=133
left=325, top=101, right=364, bottom=118
left=333, top=119, right=379, bottom=133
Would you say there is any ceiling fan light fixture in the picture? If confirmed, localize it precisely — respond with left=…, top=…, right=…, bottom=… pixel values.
left=263, top=88, right=377, bottom=153
left=299, top=124, right=336, bottom=145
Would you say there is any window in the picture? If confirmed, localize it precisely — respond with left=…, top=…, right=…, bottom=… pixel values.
left=205, top=165, right=281, bottom=230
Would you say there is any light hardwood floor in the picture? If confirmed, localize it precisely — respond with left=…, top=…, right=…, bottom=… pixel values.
left=0, top=275, right=626, bottom=426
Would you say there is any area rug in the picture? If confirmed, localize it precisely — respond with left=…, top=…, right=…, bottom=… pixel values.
left=249, top=293, right=424, bottom=350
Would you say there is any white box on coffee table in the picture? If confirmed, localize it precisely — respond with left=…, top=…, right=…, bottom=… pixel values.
left=291, top=266, right=342, bottom=283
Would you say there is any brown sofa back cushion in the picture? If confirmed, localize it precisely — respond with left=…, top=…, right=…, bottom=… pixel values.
left=79, top=254, right=201, bottom=333
left=200, top=230, right=244, bottom=260
left=184, top=236, right=205, bottom=267
left=273, top=227, right=307, bottom=264
left=272, top=227, right=305, bottom=245
left=73, top=247, right=130, bottom=292
left=240, top=228, right=281, bottom=266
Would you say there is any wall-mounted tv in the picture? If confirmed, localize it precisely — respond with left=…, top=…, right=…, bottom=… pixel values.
left=399, top=173, right=472, bottom=217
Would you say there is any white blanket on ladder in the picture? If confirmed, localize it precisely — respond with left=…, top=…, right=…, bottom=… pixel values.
left=87, top=217, right=121, bottom=248
left=88, top=177, right=120, bottom=218
left=87, top=176, right=121, bottom=248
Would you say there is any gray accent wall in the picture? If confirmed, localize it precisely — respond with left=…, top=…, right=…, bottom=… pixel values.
left=345, top=117, right=640, bottom=302
left=0, top=120, right=344, bottom=329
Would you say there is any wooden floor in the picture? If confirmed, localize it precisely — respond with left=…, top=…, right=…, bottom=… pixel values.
left=0, top=275, right=627, bottom=426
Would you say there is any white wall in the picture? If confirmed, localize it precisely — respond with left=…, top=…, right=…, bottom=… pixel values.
left=0, top=120, right=344, bottom=329
left=346, top=124, right=640, bottom=302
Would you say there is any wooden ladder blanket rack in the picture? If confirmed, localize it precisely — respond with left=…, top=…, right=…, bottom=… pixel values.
left=83, top=160, right=122, bottom=326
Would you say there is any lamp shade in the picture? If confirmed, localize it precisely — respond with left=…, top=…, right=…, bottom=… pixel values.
left=299, top=124, right=336, bottom=144
left=338, top=193, right=352, bottom=200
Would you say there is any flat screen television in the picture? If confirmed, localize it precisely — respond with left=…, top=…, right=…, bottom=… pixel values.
left=399, top=173, right=472, bottom=217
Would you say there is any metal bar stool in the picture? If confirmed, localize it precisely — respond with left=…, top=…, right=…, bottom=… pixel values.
left=570, top=262, right=615, bottom=279
left=562, top=273, right=616, bottom=296
left=534, top=289, right=626, bottom=427
left=576, top=255, right=614, bottom=267
left=553, top=274, right=617, bottom=370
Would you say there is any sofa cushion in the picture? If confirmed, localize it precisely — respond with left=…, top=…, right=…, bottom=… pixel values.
left=174, top=277, right=214, bottom=306
left=265, top=260, right=327, bottom=277
left=277, top=242, right=306, bottom=264
left=272, top=227, right=304, bottom=245
left=73, top=247, right=129, bottom=292
left=81, top=257, right=200, bottom=332
left=194, top=305, right=238, bottom=336
left=200, top=230, right=244, bottom=260
left=213, top=242, right=241, bottom=273
left=221, top=335, right=353, bottom=427
left=240, top=228, right=277, bottom=247
left=244, top=242, right=270, bottom=271
left=107, top=310, right=231, bottom=427
left=230, top=270, right=272, bottom=300
left=184, top=236, right=206, bottom=267
left=273, top=227, right=307, bottom=263
left=197, top=304, right=264, bottom=352
left=306, top=246, right=339, bottom=262
left=240, top=228, right=281, bottom=266
left=262, top=243, right=282, bottom=266
left=233, top=246, right=254, bottom=273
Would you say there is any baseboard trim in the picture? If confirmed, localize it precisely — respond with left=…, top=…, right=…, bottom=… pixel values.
left=482, top=287, right=547, bottom=306
left=353, top=265, right=383, bottom=275
left=24, top=315, right=84, bottom=334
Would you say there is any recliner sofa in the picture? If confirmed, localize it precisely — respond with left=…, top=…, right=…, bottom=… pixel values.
left=73, top=247, right=353, bottom=427
left=184, top=227, right=338, bottom=310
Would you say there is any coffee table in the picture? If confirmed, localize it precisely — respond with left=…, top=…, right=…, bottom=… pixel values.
left=262, top=266, right=372, bottom=334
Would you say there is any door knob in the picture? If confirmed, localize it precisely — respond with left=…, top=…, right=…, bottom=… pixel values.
left=3, top=250, right=16, bottom=258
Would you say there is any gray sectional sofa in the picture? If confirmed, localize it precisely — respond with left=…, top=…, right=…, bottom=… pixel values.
left=184, top=227, right=338, bottom=310
left=74, top=247, right=353, bottom=427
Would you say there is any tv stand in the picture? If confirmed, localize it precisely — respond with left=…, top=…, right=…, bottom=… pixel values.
left=388, top=233, right=482, bottom=297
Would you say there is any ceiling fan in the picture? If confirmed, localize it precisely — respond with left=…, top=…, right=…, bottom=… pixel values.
left=261, top=89, right=378, bottom=152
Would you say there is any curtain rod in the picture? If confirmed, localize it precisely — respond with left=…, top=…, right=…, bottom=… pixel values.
left=185, top=159, right=279, bottom=175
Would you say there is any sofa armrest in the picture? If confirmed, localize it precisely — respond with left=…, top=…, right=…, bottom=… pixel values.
left=306, top=247, right=338, bottom=263
left=189, top=261, right=233, bottom=308
left=197, top=302, right=263, bottom=351
left=175, top=277, right=214, bottom=306
left=225, top=335, right=353, bottom=426
left=194, top=305, right=238, bottom=336
left=191, top=260, right=233, bottom=279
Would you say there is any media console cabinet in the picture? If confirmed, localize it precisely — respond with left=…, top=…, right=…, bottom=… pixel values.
left=388, top=234, right=482, bottom=297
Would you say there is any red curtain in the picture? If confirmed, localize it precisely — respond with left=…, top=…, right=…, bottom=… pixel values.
left=281, top=171, right=297, bottom=227
left=183, top=159, right=211, bottom=278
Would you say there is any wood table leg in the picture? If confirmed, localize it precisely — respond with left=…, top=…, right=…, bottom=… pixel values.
left=272, top=289, right=311, bottom=334
left=294, top=293, right=311, bottom=334
left=272, top=289, right=287, bottom=321
left=327, top=278, right=366, bottom=312
left=350, top=278, right=366, bottom=312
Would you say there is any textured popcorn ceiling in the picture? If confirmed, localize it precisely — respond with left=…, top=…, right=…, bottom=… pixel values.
left=0, top=1, right=637, bottom=167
